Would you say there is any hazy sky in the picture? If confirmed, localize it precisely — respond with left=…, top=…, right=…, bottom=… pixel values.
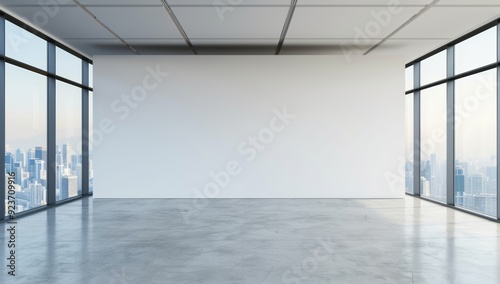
left=407, top=26, right=497, bottom=163
left=4, top=20, right=85, bottom=154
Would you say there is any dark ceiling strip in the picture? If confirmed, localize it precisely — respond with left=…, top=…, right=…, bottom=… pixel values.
left=363, top=0, right=441, bottom=55
left=160, top=0, right=197, bottom=55
left=275, top=0, right=298, bottom=55
left=72, top=0, right=139, bottom=54
left=11, top=4, right=497, bottom=8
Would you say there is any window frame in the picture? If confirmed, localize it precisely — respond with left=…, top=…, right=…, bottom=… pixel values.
left=0, top=10, right=93, bottom=219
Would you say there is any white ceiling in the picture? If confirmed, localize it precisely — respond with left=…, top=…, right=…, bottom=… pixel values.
left=0, top=0, right=499, bottom=62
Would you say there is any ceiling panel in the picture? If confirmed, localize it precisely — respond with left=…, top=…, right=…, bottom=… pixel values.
left=298, top=0, right=432, bottom=5
left=79, top=0, right=161, bottom=5
left=287, top=6, right=422, bottom=39
left=0, top=0, right=76, bottom=5
left=436, top=0, right=500, bottom=5
left=169, top=0, right=291, bottom=5
left=172, top=7, right=289, bottom=39
left=393, top=6, right=500, bottom=39
left=2, top=6, right=114, bottom=39
left=86, top=6, right=182, bottom=39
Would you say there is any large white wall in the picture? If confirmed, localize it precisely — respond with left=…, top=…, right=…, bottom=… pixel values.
left=93, top=56, right=405, bottom=199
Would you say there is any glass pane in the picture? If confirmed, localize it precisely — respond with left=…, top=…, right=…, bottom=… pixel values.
left=5, top=64, right=47, bottom=214
left=420, top=50, right=447, bottom=86
left=89, top=91, right=93, bottom=193
left=56, top=81, right=82, bottom=201
left=5, top=21, right=47, bottom=70
left=56, top=47, right=82, bottom=83
left=405, top=94, right=414, bottom=193
left=405, top=66, right=414, bottom=91
left=455, top=26, right=497, bottom=74
left=455, top=69, right=497, bottom=216
left=89, top=64, right=93, bottom=88
left=420, top=84, right=447, bottom=202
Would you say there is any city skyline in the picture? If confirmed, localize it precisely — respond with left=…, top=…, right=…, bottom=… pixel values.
left=4, top=143, right=93, bottom=213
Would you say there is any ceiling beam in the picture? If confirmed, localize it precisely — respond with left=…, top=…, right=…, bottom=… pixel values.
left=363, top=0, right=441, bottom=55
left=275, top=0, right=298, bottom=55
left=72, top=0, right=139, bottom=55
left=161, top=0, right=197, bottom=55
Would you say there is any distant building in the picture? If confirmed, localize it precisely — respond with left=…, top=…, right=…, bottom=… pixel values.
left=62, top=175, right=78, bottom=200
left=455, top=167, right=465, bottom=206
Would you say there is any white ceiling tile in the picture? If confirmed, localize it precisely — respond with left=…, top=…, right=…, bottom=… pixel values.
left=168, top=0, right=291, bottom=5
left=2, top=6, right=114, bottom=39
left=393, top=6, right=500, bottom=38
left=436, top=0, right=500, bottom=5
left=79, top=0, right=160, bottom=5
left=298, top=0, right=432, bottom=5
left=172, top=7, right=288, bottom=38
left=0, top=0, right=75, bottom=6
left=86, top=7, right=182, bottom=39
left=287, top=6, right=422, bottom=39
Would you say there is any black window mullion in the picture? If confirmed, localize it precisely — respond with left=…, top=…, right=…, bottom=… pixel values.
left=446, top=46, right=455, bottom=206
left=497, top=22, right=500, bottom=221
left=0, top=14, right=5, bottom=219
left=82, top=61, right=89, bottom=196
left=413, top=62, right=421, bottom=196
left=46, top=42, right=56, bottom=206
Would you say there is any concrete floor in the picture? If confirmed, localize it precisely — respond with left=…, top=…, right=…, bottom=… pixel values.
left=0, top=196, right=499, bottom=284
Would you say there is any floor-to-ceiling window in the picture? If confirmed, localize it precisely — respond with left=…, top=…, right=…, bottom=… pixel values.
left=420, top=84, right=447, bottom=203
left=89, top=90, right=93, bottom=193
left=406, top=19, right=499, bottom=220
left=454, top=70, right=497, bottom=216
left=5, top=64, right=47, bottom=213
left=55, top=81, right=82, bottom=201
left=1, top=12, right=93, bottom=217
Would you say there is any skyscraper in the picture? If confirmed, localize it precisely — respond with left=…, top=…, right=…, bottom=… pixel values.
left=15, top=148, right=25, bottom=168
left=28, top=182, right=45, bottom=207
left=62, top=144, right=72, bottom=169
left=5, top=152, right=14, bottom=173
left=13, top=162, right=23, bottom=186
left=469, top=174, right=485, bottom=195
left=56, top=145, right=63, bottom=166
left=71, top=154, right=80, bottom=172
left=35, top=146, right=47, bottom=162
left=486, top=166, right=496, bottom=194
left=34, top=159, right=45, bottom=182
left=455, top=167, right=465, bottom=206
left=61, top=175, right=78, bottom=200
left=28, top=158, right=38, bottom=181
left=56, top=164, right=63, bottom=191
